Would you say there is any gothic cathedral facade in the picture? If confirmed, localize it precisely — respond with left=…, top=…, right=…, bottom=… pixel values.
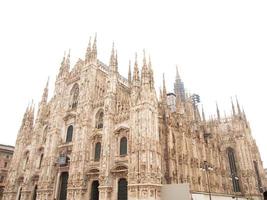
left=2, top=36, right=267, bottom=200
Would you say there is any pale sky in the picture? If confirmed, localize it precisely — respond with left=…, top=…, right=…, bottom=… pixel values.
left=0, top=0, right=266, bottom=167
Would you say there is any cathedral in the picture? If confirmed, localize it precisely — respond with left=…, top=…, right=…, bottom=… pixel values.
left=2, top=36, right=267, bottom=200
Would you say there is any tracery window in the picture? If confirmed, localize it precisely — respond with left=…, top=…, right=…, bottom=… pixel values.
left=95, top=110, right=104, bottom=129
left=38, top=154, right=43, bottom=169
left=94, top=142, right=101, bottom=161
left=70, top=83, right=79, bottom=109
left=120, top=137, right=127, bottom=156
left=227, top=147, right=240, bottom=192
left=66, top=125, right=73, bottom=143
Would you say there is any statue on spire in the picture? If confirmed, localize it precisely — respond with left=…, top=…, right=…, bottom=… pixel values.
left=128, top=60, right=132, bottom=85
left=202, top=105, right=206, bottom=122
left=231, top=97, right=236, bottom=116
left=41, top=77, right=49, bottom=103
left=216, top=102, right=221, bottom=120
left=148, top=55, right=154, bottom=88
left=85, top=36, right=92, bottom=64
left=162, top=73, right=167, bottom=104
left=58, top=51, right=69, bottom=78
left=133, top=53, right=140, bottom=83
left=91, top=33, right=97, bottom=60
left=109, top=42, right=117, bottom=72
left=235, top=96, right=242, bottom=115
left=173, top=65, right=185, bottom=101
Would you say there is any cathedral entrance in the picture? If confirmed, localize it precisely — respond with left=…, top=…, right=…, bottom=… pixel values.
left=32, top=185, right=37, bottom=200
left=118, top=178, right=127, bottom=200
left=90, top=180, right=99, bottom=200
left=263, top=191, right=267, bottom=200
left=58, top=172, right=69, bottom=200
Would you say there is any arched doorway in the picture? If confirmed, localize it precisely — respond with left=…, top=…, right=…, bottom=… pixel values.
left=263, top=191, right=267, bottom=200
left=58, top=172, right=69, bottom=200
left=90, top=180, right=99, bottom=200
left=118, top=178, right=127, bottom=200
left=32, top=185, right=37, bottom=200
left=17, top=187, right=22, bottom=200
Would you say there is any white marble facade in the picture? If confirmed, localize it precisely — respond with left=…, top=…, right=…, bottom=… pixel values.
left=2, top=36, right=266, bottom=200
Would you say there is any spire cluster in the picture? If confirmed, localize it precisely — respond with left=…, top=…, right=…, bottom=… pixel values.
left=20, top=101, right=35, bottom=130
left=109, top=42, right=118, bottom=72
left=85, top=34, right=97, bottom=64
left=129, top=50, right=154, bottom=90
left=54, top=36, right=248, bottom=125
left=174, top=65, right=185, bottom=101
left=58, top=50, right=71, bottom=78
left=41, top=78, right=49, bottom=103
left=199, top=96, right=247, bottom=123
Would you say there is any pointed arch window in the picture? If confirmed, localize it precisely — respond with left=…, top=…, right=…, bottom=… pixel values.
left=95, top=110, right=104, bottom=129
left=66, top=125, right=73, bottom=143
left=120, top=137, right=127, bottom=156
left=227, top=147, right=240, bottom=192
left=94, top=142, right=101, bottom=161
left=58, top=172, right=69, bottom=200
left=118, top=178, right=128, bottom=200
left=70, top=83, right=79, bottom=109
left=91, top=180, right=99, bottom=200
left=42, top=126, right=48, bottom=144
left=32, top=185, right=37, bottom=200
left=17, top=187, right=22, bottom=200
left=38, top=154, right=43, bottom=169
left=23, top=152, right=29, bottom=171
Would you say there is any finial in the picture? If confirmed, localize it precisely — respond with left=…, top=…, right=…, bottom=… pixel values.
left=163, top=73, right=167, bottom=97
left=133, top=53, right=140, bottom=82
left=94, top=33, right=97, bottom=43
left=143, top=49, right=146, bottom=66
left=202, top=104, right=206, bottom=122
left=85, top=36, right=92, bottom=63
left=115, top=50, right=118, bottom=65
left=65, top=49, right=71, bottom=68
left=216, top=101, right=220, bottom=120
left=93, top=33, right=97, bottom=50
left=128, top=60, right=132, bottom=83
left=231, top=97, right=236, bottom=116
left=242, top=107, right=247, bottom=122
left=176, top=65, right=180, bottom=79
left=30, top=99, right=34, bottom=112
left=235, top=95, right=241, bottom=115
left=88, top=36, right=92, bottom=50
left=109, top=42, right=116, bottom=67
left=60, top=51, right=66, bottom=67
left=148, top=54, right=152, bottom=71
left=159, top=87, right=163, bottom=101
left=134, top=52, right=138, bottom=66
left=42, top=78, right=49, bottom=103
left=46, top=77, right=49, bottom=88
left=112, top=41, right=115, bottom=53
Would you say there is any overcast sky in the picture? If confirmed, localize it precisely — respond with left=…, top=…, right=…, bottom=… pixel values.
left=0, top=0, right=266, bottom=167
